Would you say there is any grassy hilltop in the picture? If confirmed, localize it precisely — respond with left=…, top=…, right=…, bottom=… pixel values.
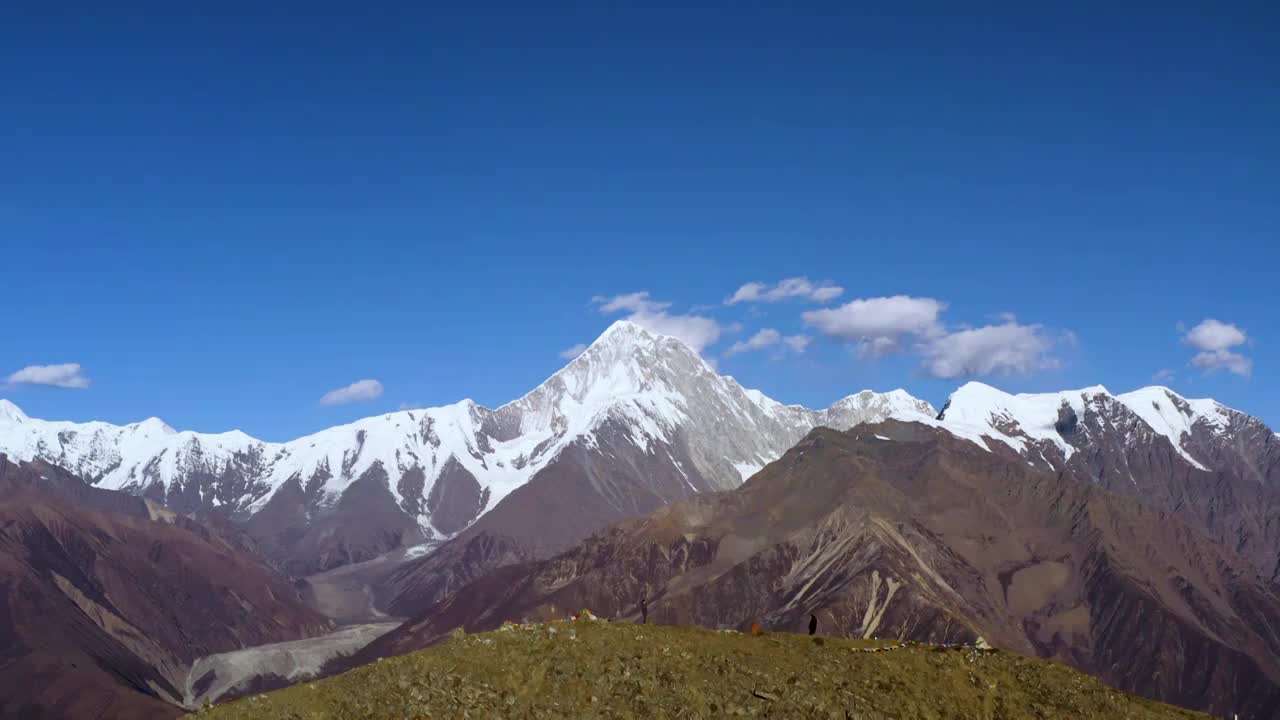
left=199, top=621, right=1206, bottom=719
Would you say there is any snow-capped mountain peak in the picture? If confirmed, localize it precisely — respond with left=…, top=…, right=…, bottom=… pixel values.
left=0, top=323, right=939, bottom=563
left=936, top=382, right=1111, bottom=457
left=0, top=399, right=27, bottom=424
left=1116, top=385, right=1232, bottom=436
left=130, top=417, right=177, bottom=435
left=932, top=381, right=1269, bottom=473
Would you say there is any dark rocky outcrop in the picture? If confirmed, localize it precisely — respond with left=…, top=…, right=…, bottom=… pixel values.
left=424, top=457, right=487, bottom=535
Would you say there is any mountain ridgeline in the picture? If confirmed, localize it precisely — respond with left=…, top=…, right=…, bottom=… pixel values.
left=1, top=322, right=1279, bottom=717
left=0, top=321, right=938, bottom=575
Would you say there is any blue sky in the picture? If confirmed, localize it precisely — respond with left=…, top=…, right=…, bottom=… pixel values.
left=2, top=2, right=1276, bottom=440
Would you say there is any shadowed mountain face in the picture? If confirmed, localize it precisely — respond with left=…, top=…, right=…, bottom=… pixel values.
left=358, top=422, right=1280, bottom=718
left=0, top=455, right=333, bottom=719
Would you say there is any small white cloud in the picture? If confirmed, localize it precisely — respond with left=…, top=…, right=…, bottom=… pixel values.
left=319, top=379, right=384, bottom=406
left=726, top=277, right=843, bottom=305
left=809, top=286, right=844, bottom=303
left=726, top=282, right=767, bottom=305
left=924, top=322, right=1057, bottom=379
left=559, top=343, right=589, bottom=360
left=6, top=363, right=91, bottom=389
left=782, top=335, right=812, bottom=353
left=398, top=402, right=427, bottom=411
left=1182, top=319, right=1251, bottom=377
left=592, top=292, right=670, bottom=315
left=725, top=329, right=812, bottom=356
left=802, top=296, right=946, bottom=353
left=726, top=329, right=781, bottom=355
left=1190, top=349, right=1252, bottom=377
left=1184, top=319, right=1247, bottom=352
left=594, top=292, right=723, bottom=353
left=1152, top=368, right=1177, bottom=384
left=858, top=336, right=900, bottom=358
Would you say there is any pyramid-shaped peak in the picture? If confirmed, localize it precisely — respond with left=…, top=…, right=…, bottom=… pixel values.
left=593, top=319, right=658, bottom=344
left=582, top=320, right=704, bottom=358
left=131, top=417, right=177, bottom=435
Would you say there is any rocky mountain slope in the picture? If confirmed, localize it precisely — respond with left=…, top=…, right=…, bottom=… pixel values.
left=379, top=379, right=1280, bottom=624
left=0, top=455, right=333, bottom=719
left=0, top=321, right=937, bottom=575
left=359, top=422, right=1280, bottom=718
left=203, top=622, right=1205, bottom=720
left=934, top=382, right=1280, bottom=581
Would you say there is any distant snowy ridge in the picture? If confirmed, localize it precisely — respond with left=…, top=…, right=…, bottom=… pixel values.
left=0, top=321, right=937, bottom=540
left=2, top=322, right=1269, bottom=566
left=934, top=381, right=1249, bottom=471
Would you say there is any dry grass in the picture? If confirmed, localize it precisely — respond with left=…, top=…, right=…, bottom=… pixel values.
left=200, top=621, right=1206, bottom=719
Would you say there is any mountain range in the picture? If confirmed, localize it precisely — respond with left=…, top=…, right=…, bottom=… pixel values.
left=6, top=321, right=1273, bottom=580
left=2, top=320, right=1278, bottom=717
left=0, top=321, right=939, bottom=575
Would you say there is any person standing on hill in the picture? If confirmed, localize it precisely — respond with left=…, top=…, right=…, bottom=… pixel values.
left=809, top=614, right=818, bottom=636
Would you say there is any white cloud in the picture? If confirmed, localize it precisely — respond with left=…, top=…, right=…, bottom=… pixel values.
left=802, top=295, right=946, bottom=355
left=803, top=295, right=1067, bottom=378
left=726, top=282, right=767, bottom=305
left=726, top=328, right=781, bottom=355
left=399, top=401, right=427, bottom=411
left=726, top=277, right=844, bottom=305
left=592, top=292, right=670, bottom=314
left=1152, top=368, right=1177, bottom=384
left=319, top=379, right=384, bottom=406
left=1182, top=319, right=1251, bottom=377
left=782, top=334, right=812, bottom=353
left=924, top=322, right=1057, bottom=378
left=594, top=292, right=723, bottom=353
left=559, top=343, right=589, bottom=360
left=859, top=336, right=900, bottom=358
left=1184, top=319, right=1247, bottom=352
left=725, top=328, right=812, bottom=356
left=809, top=286, right=844, bottom=303
left=6, top=363, right=91, bottom=389
left=1190, top=349, right=1252, bottom=377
